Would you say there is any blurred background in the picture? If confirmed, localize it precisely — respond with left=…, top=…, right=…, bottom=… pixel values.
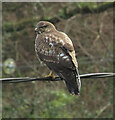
left=2, top=2, right=113, bottom=118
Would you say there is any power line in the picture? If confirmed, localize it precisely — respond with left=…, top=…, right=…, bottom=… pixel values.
left=1, top=73, right=115, bottom=83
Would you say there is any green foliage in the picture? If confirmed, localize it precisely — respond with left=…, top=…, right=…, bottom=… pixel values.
left=77, top=2, right=98, bottom=9
left=3, top=18, right=37, bottom=33
left=40, top=90, right=75, bottom=118
left=3, top=22, right=15, bottom=32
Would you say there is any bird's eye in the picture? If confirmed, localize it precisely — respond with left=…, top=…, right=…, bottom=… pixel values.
left=39, top=25, right=48, bottom=28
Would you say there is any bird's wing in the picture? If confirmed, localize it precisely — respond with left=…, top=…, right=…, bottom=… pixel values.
left=58, top=32, right=78, bottom=69
left=59, top=32, right=81, bottom=94
left=54, top=32, right=81, bottom=95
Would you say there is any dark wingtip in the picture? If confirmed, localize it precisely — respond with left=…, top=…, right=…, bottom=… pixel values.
left=70, top=90, right=80, bottom=96
left=74, top=92, right=80, bottom=96
left=70, top=93, right=80, bottom=96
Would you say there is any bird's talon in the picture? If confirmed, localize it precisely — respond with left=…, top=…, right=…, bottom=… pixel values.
left=46, top=71, right=55, bottom=79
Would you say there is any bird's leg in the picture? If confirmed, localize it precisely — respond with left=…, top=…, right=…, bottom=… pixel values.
left=46, top=71, right=55, bottom=79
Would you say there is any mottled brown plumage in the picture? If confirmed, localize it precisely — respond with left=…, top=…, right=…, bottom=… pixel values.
left=35, top=21, right=81, bottom=95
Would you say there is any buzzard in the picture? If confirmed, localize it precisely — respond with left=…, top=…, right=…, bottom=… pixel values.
left=35, top=21, right=81, bottom=95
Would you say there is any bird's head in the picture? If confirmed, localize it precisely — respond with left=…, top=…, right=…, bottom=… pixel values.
left=35, top=21, right=56, bottom=34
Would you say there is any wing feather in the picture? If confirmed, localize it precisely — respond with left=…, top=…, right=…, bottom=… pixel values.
left=58, top=32, right=78, bottom=69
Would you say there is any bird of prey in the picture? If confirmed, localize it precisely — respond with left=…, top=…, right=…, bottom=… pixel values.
left=35, top=21, right=81, bottom=95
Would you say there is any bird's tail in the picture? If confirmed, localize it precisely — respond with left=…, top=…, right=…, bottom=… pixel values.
left=64, top=69, right=81, bottom=95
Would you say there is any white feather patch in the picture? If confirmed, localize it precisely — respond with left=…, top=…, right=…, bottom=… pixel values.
left=49, top=42, right=53, bottom=47
left=45, top=36, right=48, bottom=40
left=60, top=53, right=65, bottom=57
left=63, top=56, right=68, bottom=59
left=60, top=40, right=64, bottom=44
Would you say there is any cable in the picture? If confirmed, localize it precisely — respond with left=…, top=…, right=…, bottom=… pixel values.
left=1, top=73, right=115, bottom=83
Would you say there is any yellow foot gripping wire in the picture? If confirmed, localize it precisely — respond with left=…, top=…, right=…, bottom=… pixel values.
left=46, top=71, right=55, bottom=79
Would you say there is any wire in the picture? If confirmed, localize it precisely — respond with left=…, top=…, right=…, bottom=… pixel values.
left=1, top=73, right=115, bottom=83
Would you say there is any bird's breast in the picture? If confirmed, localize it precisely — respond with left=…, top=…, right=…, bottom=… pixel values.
left=35, top=34, right=60, bottom=62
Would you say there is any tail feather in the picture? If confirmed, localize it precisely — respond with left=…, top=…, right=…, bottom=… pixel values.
left=64, top=69, right=81, bottom=95
left=56, top=67, right=81, bottom=95
left=65, top=79, right=80, bottom=95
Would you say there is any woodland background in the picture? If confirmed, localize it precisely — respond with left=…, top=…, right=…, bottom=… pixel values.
left=2, top=2, right=114, bottom=118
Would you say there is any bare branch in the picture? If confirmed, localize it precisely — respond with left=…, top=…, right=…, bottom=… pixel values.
left=95, top=102, right=111, bottom=118
left=64, top=15, right=77, bottom=33
left=76, top=38, right=94, bottom=60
